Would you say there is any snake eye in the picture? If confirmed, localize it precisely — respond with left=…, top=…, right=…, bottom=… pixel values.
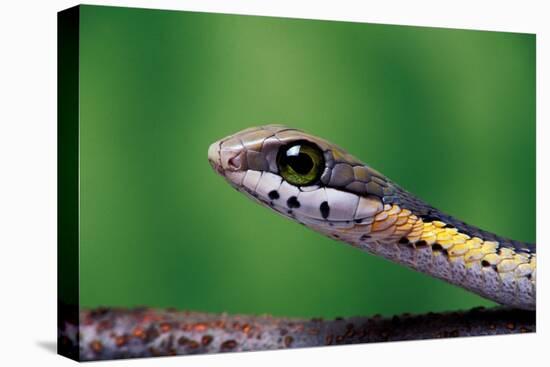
left=277, top=142, right=325, bottom=186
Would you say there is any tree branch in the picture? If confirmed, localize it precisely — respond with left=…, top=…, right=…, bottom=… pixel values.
left=60, top=307, right=534, bottom=361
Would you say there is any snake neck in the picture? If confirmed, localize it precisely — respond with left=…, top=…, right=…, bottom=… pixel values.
left=324, top=188, right=536, bottom=310
left=388, top=184, right=536, bottom=253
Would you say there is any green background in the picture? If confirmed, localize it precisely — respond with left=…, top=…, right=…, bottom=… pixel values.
left=78, top=5, right=535, bottom=318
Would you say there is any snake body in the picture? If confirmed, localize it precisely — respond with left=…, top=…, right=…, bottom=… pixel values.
left=208, top=125, right=536, bottom=310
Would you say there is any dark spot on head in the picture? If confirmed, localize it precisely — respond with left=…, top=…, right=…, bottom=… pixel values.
left=526, top=273, right=532, bottom=280
left=354, top=218, right=363, bottom=224
left=287, top=196, right=300, bottom=208
left=268, top=190, right=280, bottom=200
left=398, top=237, right=409, bottom=244
left=320, top=201, right=330, bottom=219
left=481, top=260, right=491, bottom=267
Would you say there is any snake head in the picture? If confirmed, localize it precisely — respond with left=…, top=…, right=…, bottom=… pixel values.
left=208, top=125, right=394, bottom=239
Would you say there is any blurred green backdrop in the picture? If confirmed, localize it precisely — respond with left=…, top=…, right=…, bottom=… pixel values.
left=78, top=5, right=535, bottom=318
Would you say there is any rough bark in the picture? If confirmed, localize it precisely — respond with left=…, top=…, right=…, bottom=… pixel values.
left=60, top=307, right=534, bottom=361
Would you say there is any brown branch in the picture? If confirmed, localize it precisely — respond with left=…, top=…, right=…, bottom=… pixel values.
left=59, top=307, right=535, bottom=361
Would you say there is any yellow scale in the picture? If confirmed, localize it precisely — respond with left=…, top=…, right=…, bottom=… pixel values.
left=368, top=204, right=536, bottom=279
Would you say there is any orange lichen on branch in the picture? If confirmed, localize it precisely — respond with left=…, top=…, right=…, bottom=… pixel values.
left=58, top=307, right=535, bottom=361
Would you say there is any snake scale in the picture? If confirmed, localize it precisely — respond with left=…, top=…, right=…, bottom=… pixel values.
left=208, top=125, right=536, bottom=310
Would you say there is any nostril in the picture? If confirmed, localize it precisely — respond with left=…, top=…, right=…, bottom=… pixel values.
left=228, top=152, right=244, bottom=170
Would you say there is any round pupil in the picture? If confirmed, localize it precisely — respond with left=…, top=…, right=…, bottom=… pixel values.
left=285, top=149, right=314, bottom=174
left=277, top=142, right=324, bottom=186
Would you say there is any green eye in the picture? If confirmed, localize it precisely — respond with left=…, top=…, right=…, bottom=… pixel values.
left=277, top=142, right=325, bottom=186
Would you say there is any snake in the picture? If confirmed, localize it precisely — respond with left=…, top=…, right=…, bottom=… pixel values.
left=207, top=125, right=536, bottom=310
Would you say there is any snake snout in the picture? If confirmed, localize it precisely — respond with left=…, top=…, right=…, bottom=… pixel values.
left=208, top=139, right=248, bottom=177
left=208, top=141, right=224, bottom=175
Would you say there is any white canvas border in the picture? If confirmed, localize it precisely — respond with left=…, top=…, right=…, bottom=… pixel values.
left=0, top=1, right=546, bottom=366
